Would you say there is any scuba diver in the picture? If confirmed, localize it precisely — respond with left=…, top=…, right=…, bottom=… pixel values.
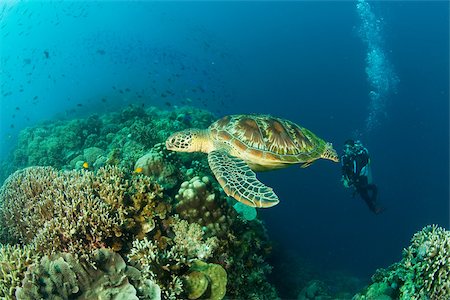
left=341, top=139, right=384, bottom=214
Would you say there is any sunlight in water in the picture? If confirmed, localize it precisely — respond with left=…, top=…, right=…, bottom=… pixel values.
left=356, top=0, right=399, bottom=132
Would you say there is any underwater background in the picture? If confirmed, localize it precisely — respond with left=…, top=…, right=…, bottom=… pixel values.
left=0, top=1, right=448, bottom=299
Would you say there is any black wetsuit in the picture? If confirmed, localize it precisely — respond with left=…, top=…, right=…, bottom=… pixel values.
left=342, top=147, right=380, bottom=214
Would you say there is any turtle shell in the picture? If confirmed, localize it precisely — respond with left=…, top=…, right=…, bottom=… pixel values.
left=209, top=114, right=324, bottom=162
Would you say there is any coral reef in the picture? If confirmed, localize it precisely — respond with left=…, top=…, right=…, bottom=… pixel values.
left=16, top=248, right=160, bottom=299
left=1, top=105, right=215, bottom=184
left=186, top=260, right=227, bottom=300
left=353, top=225, right=450, bottom=300
left=127, top=216, right=221, bottom=300
left=0, top=167, right=124, bottom=259
left=175, top=176, right=236, bottom=238
left=0, top=105, right=278, bottom=299
left=134, top=143, right=181, bottom=190
left=0, top=244, right=39, bottom=298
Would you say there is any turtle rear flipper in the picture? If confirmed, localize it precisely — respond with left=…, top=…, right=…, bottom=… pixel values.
left=208, top=150, right=279, bottom=208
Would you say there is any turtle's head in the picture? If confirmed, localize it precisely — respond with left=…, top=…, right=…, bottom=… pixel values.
left=321, top=142, right=339, bottom=163
left=166, top=129, right=211, bottom=153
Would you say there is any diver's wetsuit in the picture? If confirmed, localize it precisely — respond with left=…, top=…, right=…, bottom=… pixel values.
left=341, top=141, right=382, bottom=214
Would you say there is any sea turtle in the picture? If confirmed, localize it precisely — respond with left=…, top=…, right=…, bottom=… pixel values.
left=166, top=114, right=339, bottom=208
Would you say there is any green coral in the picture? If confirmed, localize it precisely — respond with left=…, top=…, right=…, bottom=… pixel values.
left=183, top=271, right=208, bottom=299
left=186, top=260, right=227, bottom=300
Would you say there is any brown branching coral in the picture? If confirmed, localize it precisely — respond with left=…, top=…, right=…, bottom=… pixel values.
left=0, top=165, right=170, bottom=260
left=0, top=244, right=39, bottom=298
left=95, top=165, right=170, bottom=240
left=0, top=167, right=124, bottom=259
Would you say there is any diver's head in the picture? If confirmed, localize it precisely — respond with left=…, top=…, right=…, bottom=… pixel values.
left=343, top=139, right=356, bottom=155
left=344, top=139, right=355, bottom=147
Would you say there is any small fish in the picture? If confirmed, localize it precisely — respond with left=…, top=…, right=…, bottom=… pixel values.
left=10, top=124, right=14, bottom=128
left=165, top=101, right=172, bottom=107
left=82, top=162, right=89, bottom=169
left=96, top=49, right=105, bottom=55
left=101, top=98, right=107, bottom=103
left=134, top=167, right=143, bottom=173
left=77, top=103, right=83, bottom=107
left=15, top=106, right=20, bottom=111
left=43, top=50, right=49, bottom=59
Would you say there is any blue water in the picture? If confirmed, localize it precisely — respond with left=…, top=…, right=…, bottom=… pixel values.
left=1, top=0, right=448, bottom=287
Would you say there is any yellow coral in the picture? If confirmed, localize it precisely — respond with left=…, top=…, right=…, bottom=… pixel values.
left=189, top=260, right=227, bottom=300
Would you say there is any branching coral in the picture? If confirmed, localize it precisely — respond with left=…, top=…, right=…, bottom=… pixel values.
left=354, top=225, right=450, bottom=300
left=127, top=217, right=220, bottom=300
left=0, top=244, right=39, bottom=298
left=128, top=237, right=184, bottom=300
left=171, top=218, right=218, bottom=261
left=94, top=165, right=171, bottom=240
left=0, top=167, right=124, bottom=259
left=401, top=224, right=450, bottom=298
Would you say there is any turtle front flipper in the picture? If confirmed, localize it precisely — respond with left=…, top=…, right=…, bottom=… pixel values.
left=207, top=150, right=279, bottom=208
